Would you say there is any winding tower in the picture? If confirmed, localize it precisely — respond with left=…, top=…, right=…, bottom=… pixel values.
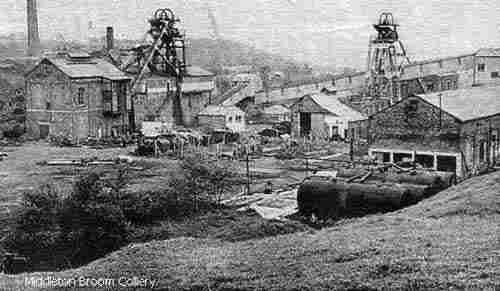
left=366, top=13, right=410, bottom=102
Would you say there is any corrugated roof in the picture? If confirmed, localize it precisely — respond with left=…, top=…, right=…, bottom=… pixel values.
left=47, top=57, right=131, bottom=81
left=308, top=93, right=367, bottom=121
left=199, top=105, right=244, bottom=116
left=417, top=86, right=500, bottom=122
left=476, top=48, right=500, bottom=57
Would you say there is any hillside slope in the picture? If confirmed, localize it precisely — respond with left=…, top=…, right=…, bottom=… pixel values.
left=3, top=171, right=500, bottom=291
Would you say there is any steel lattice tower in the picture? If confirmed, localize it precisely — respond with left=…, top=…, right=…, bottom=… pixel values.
left=366, top=13, right=410, bottom=102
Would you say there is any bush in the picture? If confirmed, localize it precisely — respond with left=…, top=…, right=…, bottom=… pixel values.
left=4, top=172, right=129, bottom=270
left=3, top=158, right=238, bottom=271
left=0, top=120, right=25, bottom=139
left=58, top=172, right=129, bottom=264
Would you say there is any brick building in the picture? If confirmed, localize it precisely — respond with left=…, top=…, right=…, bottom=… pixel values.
left=366, top=86, right=500, bottom=177
left=25, top=53, right=132, bottom=140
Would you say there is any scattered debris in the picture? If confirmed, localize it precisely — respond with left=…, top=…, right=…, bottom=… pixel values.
left=224, top=189, right=298, bottom=220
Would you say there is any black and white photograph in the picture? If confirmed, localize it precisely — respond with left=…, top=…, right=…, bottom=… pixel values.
left=0, top=1, right=499, bottom=290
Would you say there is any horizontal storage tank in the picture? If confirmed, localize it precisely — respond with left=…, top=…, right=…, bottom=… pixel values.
left=297, top=176, right=435, bottom=219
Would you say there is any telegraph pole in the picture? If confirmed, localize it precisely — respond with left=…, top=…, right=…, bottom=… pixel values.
left=246, top=146, right=250, bottom=195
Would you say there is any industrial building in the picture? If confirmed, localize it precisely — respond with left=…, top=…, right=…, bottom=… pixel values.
left=198, top=105, right=246, bottom=133
left=290, top=93, right=366, bottom=140
left=133, top=66, right=216, bottom=129
left=261, top=104, right=291, bottom=123
left=367, top=86, right=500, bottom=177
left=25, top=53, right=132, bottom=140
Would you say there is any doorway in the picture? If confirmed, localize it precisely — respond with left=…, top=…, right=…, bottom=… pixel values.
left=437, top=155, right=457, bottom=173
left=39, top=124, right=49, bottom=139
left=299, top=112, right=311, bottom=137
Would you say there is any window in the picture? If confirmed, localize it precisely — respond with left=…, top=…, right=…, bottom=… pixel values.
left=348, top=76, right=352, bottom=84
left=439, top=60, right=443, bottom=68
left=77, top=88, right=85, bottom=105
left=228, top=116, right=233, bottom=123
left=405, top=99, right=418, bottom=118
left=394, top=152, right=412, bottom=163
left=235, top=115, right=242, bottom=122
left=401, top=84, right=409, bottom=98
left=46, top=101, right=51, bottom=110
left=457, top=58, right=462, bottom=65
left=452, top=80, right=458, bottom=89
left=446, top=80, right=452, bottom=90
left=479, top=141, right=487, bottom=162
left=415, top=154, right=434, bottom=169
left=426, top=83, right=434, bottom=92
left=491, top=72, right=499, bottom=78
left=331, top=79, right=336, bottom=86
left=478, top=63, right=486, bottom=72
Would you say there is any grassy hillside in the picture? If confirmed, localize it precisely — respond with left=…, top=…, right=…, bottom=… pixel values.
left=3, top=170, right=499, bottom=290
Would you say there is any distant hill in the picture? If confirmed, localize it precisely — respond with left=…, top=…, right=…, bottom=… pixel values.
left=185, top=38, right=312, bottom=74
left=0, top=36, right=353, bottom=86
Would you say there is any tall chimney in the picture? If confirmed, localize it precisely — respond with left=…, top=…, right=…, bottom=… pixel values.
left=106, top=26, right=114, bottom=51
left=27, top=0, right=41, bottom=56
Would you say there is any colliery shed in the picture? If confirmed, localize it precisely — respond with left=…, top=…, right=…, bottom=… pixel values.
left=366, top=86, right=500, bottom=178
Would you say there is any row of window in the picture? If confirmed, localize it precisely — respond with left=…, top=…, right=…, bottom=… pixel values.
left=477, top=63, right=500, bottom=78
left=227, top=115, right=243, bottom=123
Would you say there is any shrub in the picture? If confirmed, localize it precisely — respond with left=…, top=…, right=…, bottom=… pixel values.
left=0, top=120, right=25, bottom=139
left=4, top=185, right=63, bottom=270
left=4, top=171, right=129, bottom=270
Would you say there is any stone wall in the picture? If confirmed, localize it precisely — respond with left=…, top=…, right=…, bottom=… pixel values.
left=475, top=57, right=500, bottom=86
left=198, top=115, right=226, bottom=131
left=25, top=60, right=129, bottom=140
left=368, top=96, right=462, bottom=153
left=254, top=80, right=332, bottom=104
left=460, top=114, right=500, bottom=171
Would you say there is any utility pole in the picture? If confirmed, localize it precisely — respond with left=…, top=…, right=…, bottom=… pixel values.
left=439, top=93, right=443, bottom=130
left=246, top=147, right=250, bottom=195
left=350, top=130, right=354, bottom=164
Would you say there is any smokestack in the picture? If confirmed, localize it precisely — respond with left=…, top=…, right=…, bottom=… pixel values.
left=106, top=26, right=114, bottom=51
left=27, top=0, right=41, bottom=56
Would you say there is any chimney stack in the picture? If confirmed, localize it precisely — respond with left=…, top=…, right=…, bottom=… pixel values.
left=106, top=26, right=114, bottom=51
left=27, top=0, right=41, bottom=56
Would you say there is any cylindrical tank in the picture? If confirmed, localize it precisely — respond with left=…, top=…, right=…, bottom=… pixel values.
left=335, top=169, right=455, bottom=191
left=297, top=178, right=416, bottom=219
left=297, top=177, right=346, bottom=219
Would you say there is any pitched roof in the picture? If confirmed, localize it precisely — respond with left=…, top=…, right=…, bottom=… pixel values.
left=185, top=66, right=214, bottom=77
left=46, top=56, right=131, bottom=81
left=263, top=104, right=290, bottom=115
left=416, top=86, right=500, bottom=122
left=307, top=93, right=367, bottom=121
left=476, top=48, right=500, bottom=57
left=199, top=105, right=244, bottom=116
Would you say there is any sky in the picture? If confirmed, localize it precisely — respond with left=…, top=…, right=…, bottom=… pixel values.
left=1, top=0, right=500, bottom=69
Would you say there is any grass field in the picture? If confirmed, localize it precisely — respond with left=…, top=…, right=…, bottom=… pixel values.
left=1, top=160, right=498, bottom=290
